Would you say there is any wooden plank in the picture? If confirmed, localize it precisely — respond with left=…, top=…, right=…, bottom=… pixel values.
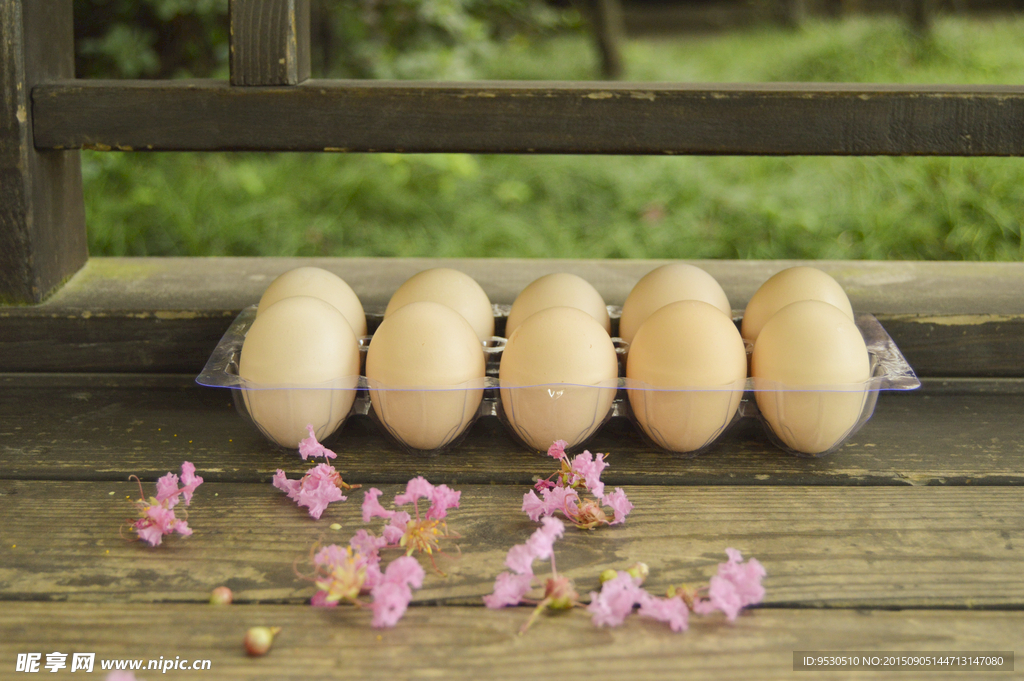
left=31, top=79, right=1024, bottom=155
left=0, top=483, right=1022, bottom=607
left=0, top=0, right=86, bottom=304
left=0, top=604, right=1020, bottom=680
left=1, top=375, right=1023, bottom=486
left=1, top=258, right=1022, bottom=376
left=229, top=0, right=310, bottom=86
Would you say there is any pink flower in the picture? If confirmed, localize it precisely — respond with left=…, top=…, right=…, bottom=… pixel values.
left=349, top=529, right=387, bottom=559
left=394, top=476, right=434, bottom=506
left=273, top=464, right=346, bottom=520
left=525, top=516, right=565, bottom=563
left=601, top=488, right=633, bottom=525
left=526, top=443, right=629, bottom=529
left=587, top=572, right=644, bottom=628
left=298, top=424, right=337, bottom=461
left=638, top=592, right=689, bottom=632
left=362, top=479, right=460, bottom=569
left=522, top=486, right=578, bottom=522
left=570, top=451, right=608, bottom=497
left=692, top=549, right=766, bottom=621
left=369, top=556, right=425, bottom=628
left=128, top=463, right=201, bottom=546
left=486, top=517, right=569, bottom=611
left=154, top=462, right=204, bottom=507
left=425, top=484, right=461, bottom=520
left=547, top=439, right=568, bottom=459
left=133, top=501, right=191, bottom=547
left=362, top=488, right=395, bottom=523
left=483, top=572, right=535, bottom=609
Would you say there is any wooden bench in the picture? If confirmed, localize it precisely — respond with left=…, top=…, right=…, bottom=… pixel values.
left=2, top=2, right=1022, bottom=678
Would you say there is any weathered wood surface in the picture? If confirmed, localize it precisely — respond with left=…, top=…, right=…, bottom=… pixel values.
left=0, top=0, right=86, bottom=304
left=1, top=482, right=1022, bottom=608
left=1, top=375, right=1022, bottom=486
left=2, top=258, right=1023, bottom=376
left=229, top=0, right=310, bottom=86
left=31, top=80, right=1024, bottom=155
left=1, top=604, right=1018, bottom=681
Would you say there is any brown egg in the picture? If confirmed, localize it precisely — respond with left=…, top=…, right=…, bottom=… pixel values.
left=499, top=306, right=618, bottom=451
left=384, top=268, right=494, bottom=342
left=256, top=266, right=367, bottom=338
left=741, top=266, right=854, bottom=342
left=239, top=296, right=361, bottom=448
left=619, top=263, right=732, bottom=344
left=751, top=300, right=871, bottom=455
left=366, top=301, right=486, bottom=451
left=505, top=273, right=610, bottom=338
left=626, top=300, right=747, bottom=452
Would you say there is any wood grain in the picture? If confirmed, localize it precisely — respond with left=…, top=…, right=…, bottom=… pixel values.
left=32, top=79, right=1024, bottom=155
left=1, top=375, right=1021, bottom=486
left=0, top=0, right=86, bottom=305
left=229, top=0, right=310, bottom=86
left=0, top=603, right=1019, bottom=680
left=0, top=482, right=1021, bottom=608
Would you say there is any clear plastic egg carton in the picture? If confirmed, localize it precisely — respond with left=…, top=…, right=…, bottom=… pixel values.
left=197, top=305, right=919, bottom=457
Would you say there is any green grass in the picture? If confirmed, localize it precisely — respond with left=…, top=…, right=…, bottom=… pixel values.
left=83, top=15, right=1024, bottom=260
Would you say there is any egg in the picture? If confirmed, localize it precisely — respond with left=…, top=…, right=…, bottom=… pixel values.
left=239, top=296, right=361, bottom=448
left=499, top=306, right=618, bottom=451
left=751, top=299, right=871, bottom=455
left=619, top=263, right=732, bottom=344
left=505, top=273, right=611, bottom=338
left=256, top=266, right=367, bottom=337
left=366, top=301, right=486, bottom=451
left=626, top=300, right=747, bottom=452
left=741, top=266, right=854, bottom=342
left=384, top=268, right=494, bottom=342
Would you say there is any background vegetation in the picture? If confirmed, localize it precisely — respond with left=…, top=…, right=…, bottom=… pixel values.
left=76, top=4, right=1024, bottom=260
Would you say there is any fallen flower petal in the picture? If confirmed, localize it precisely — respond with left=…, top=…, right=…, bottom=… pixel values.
left=601, top=488, right=633, bottom=525
left=587, top=571, right=644, bottom=628
left=483, top=571, right=535, bottom=609
left=298, top=424, right=338, bottom=461
left=362, top=488, right=396, bottom=523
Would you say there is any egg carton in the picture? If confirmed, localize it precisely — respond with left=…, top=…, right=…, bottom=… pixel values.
left=197, top=306, right=920, bottom=457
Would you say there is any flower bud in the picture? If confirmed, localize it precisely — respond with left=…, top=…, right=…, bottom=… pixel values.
left=626, top=562, right=649, bottom=583
left=599, top=568, right=618, bottom=584
left=244, top=626, right=281, bottom=656
left=210, top=586, right=233, bottom=605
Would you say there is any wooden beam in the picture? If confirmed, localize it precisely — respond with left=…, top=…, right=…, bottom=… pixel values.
left=2, top=374, right=1023, bottom=487
left=31, top=80, right=1024, bottom=156
left=230, top=0, right=311, bottom=85
left=0, top=0, right=86, bottom=304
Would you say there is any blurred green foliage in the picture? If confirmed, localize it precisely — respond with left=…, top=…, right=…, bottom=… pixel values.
left=81, top=14, right=1024, bottom=261
left=73, top=0, right=579, bottom=79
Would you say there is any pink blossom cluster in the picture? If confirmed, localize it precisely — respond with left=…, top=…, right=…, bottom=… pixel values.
left=131, top=462, right=203, bottom=547
left=362, top=477, right=461, bottom=557
left=310, top=536, right=426, bottom=628
left=484, top=516, right=566, bottom=609
left=272, top=425, right=357, bottom=519
left=522, top=440, right=633, bottom=529
left=588, top=549, right=766, bottom=632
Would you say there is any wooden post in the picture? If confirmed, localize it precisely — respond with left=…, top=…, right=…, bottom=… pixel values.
left=903, top=0, right=932, bottom=34
left=774, top=0, right=806, bottom=28
left=0, top=0, right=86, bottom=305
left=230, top=0, right=311, bottom=85
left=591, top=0, right=625, bottom=80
